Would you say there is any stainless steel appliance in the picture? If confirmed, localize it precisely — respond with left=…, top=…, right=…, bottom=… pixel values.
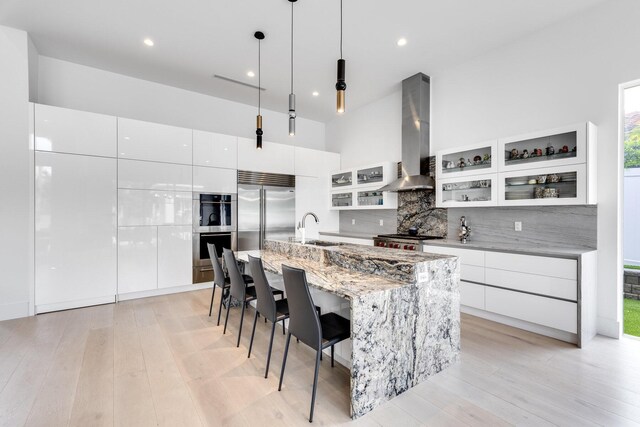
left=238, top=171, right=296, bottom=251
left=378, top=73, right=435, bottom=192
left=373, top=234, right=444, bottom=251
left=192, top=192, right=237, bottom=283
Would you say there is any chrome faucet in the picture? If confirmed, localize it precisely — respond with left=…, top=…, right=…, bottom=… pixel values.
left=298, top=212, right=319, bottom=244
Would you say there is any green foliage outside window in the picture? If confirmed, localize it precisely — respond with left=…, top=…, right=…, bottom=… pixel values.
left=625, top=125, right=640, bottom=169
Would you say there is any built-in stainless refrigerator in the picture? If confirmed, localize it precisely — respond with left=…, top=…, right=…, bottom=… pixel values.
left=237, top=172, right=296, bottom=250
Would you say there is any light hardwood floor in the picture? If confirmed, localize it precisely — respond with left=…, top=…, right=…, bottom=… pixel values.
left=1, top=288, right=639, bottom=426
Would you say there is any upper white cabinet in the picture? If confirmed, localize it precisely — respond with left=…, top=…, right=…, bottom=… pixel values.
left=118, top=118, right=192, bottom=165
left=35, top=152, right=117, bottom=312
left=193, top=166, right=237, bottom=194
left=237, top=137, right=295, bottom=175
left=158, top=226, right=192, bottom=289
left=193, top=130, right=237, bottom=169
left=295, top=147, right=340, bottom=177
left=35, top=104, right=117, bottom=157
left=118, top=159, right=192, bottom=192
left=329, top=162, right=398, bottom=210
left=498, top=164, right=591, bottom=206
left=436, top=122, right=597, bottom=207
left=118, top=189, right=192, bottom=226
left=437, top=174, right=498, bottom=208
left=497, top=122, right=594, bottom=172
left=437, top=141, right=498, bottom=179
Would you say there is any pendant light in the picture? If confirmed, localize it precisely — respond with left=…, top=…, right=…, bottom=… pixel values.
left=335, top=0, right=346, bottom=113
left=255, top=31, right=265, bottom=150
left=288, top=0, right=297, bottom=136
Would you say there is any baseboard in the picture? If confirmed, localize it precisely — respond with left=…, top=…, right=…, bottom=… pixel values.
left=118, top=283, right=212, bottom=301
left=461, top=305, right=578, bottom=345
left=36, top=295, right=116, bottom=314
left=0, top=300, right=30, bottom=321
left=596, top=316, right=621, bottom=338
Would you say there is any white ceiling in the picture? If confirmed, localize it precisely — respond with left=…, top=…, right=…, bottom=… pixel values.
left=0, top=0, right=607, bottom=122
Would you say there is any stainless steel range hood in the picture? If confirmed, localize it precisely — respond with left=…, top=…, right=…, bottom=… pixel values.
left=378, top=73, right=435, bottom=192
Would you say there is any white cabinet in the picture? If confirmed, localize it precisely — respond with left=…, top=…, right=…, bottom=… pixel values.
left=237, top=137, right=295, bottom=175
left=118, top=118, right=192, bottom=165
left=158, top=226, right=192, bottom=289
left=117, top=227, right=158, bottom=294
left=35, top=152, right=117, bottom=312
left=497, top=122, right=594, bottom=172
left=118, top=189, right=192, bottom=226
left=35, top=104, right=117, bottom=157
left=498, top=163, right=590, bottom=206
left=330, top=162, right=398, bottom=210
left=485, top=287, right=577, bottom=334
left=193, top=166, right=237, bottom=194
left=193, top=130, right=237, bottom=169
left=295, top=147, right=340, bottom=177
left=118, top=159, right=192, bottom=192
left=436, top=174, right=498, bottom=208
left=423, top=244, right=589, bottom=345
left=436, top=122, right=597, bottom=207
left=436, top=140, right=497, bottom=179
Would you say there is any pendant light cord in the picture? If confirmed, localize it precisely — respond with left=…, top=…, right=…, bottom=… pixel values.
left=258, top=38, right=261, bottom=115
left=291, top=1, right=294, bottom=94
left=340, top=0, right=343, bottom=59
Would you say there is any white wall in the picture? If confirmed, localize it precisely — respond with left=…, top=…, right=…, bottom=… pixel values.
left=36, top=56, right=326, bottom=151
left=0, top=26, right=31, bottom=320
left=325, top=91, right=402, bottom=169
left=326, top=0, right=640, bottom=338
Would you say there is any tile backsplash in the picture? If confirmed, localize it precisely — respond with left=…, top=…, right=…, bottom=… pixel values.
left=447, top=205, right=597, bottom=248
left=339, top=210, right=397, bottom=235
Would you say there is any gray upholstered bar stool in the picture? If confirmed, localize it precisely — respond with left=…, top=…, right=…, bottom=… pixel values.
left=222, top=248, right=284, bottom=347
left=278, top=264, right=350, bottom=423
left=207, top=243, right=253, bottom=326
left=247, top=255, right=289, bottom=378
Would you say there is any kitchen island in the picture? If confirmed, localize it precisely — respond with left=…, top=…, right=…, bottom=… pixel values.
left=237, top=240, right=460, bottom=418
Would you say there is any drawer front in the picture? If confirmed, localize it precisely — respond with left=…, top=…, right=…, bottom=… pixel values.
left=485, top=268, right=577, bottom=301
left=485, top=251, right=576, bottom=280
left=461, top=281, right=485, bottom=310
left=462, top=264, right=484, bottom=283
left=423, top=245, right=485, bottom=267
left=485, top=287, right=577, bottom=333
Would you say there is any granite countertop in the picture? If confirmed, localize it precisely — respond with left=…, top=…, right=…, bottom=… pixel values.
left=423, top=239, right=596, bottom=259
left=237, top=240, right=455, bottom=299
left=318, top=231, right=376, bottom=240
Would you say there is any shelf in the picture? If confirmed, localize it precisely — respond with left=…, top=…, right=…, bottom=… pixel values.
left=505, top=181, right=576, bottom=188
left=441, top=163, right=492, bottom=174
left=505, top=151, right=576, bottom=166
left=442, top=187, right=491, bottom=192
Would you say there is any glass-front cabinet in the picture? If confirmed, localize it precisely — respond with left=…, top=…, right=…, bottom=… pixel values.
left=436, top=175, right=498, bottom=207
left=331, top=192, right=353, bottom=208
left=437, top=141, right=498, bottom=179
left=331, top=171, right=353, bottom=189
left=329, top=162, right=398, bottom=210
left=498, top=122, right=594, bottom=172
left=498, top=164, right=587, bottom=206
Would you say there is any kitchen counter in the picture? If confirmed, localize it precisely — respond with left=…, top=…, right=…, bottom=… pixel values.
left=237, top=239, right=460, bottom=418
left=318, top=231, right=376, bottom=240
left=424, top=238, right=596, bottom=259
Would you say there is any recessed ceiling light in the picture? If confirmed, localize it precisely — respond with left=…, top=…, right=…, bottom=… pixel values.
left=143, top=38, right=154, bottom=47
left=247, top=71, right=255, bottom=77
left=397, top=38, right=407, bottom=47
left=312, top=91, right=319, bottom=97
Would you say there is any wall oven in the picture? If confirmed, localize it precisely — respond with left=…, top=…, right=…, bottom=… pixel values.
left=193, top=193, right=237, bottom=283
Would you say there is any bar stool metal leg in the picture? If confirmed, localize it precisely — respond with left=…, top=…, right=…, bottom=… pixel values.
left=278, top=332, right=292, bottom=391
left=223, top=295, right=232, bottom=334
left=265, top=321, right=276, bottom=378
left=209, top=285, right=216, bottom=317
left=309, top=349, right=322, bottom=422
left=248, top=310, right=259, bottom=358
left=237, top=302, right=246, bottom=347
left=331, top=345, right=335, bottom=367
left=217, top=288, right=226, bottom=326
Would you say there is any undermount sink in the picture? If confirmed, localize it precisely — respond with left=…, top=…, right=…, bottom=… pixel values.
left=303, top=240, right=343, bottom=247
